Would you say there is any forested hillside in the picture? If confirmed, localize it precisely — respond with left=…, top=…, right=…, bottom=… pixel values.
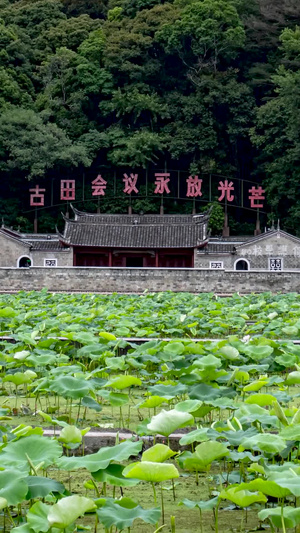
left=1, top=0, right=300, bottom=233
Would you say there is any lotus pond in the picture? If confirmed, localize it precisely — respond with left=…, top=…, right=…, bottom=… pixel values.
left=0, top=291, right=300, bottom=532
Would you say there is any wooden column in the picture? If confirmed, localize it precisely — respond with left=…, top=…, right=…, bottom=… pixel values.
left=155, top=251, right=159, bottom=268
left=108, top=251, right=112, bottom=267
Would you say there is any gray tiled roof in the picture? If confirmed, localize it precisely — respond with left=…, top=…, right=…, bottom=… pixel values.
left=28, top=240, right=67, bottom=251
left=59, top=210, right=209, bottom=248
left=197, top=243, right=235, bottom=254
left=0, top=227, right=68, bottom=251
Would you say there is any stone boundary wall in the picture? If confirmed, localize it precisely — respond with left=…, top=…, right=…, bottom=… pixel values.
left=0, top=267, right=300, bottom=293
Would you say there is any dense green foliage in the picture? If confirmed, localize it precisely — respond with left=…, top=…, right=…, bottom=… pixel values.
left=1, top=0, right=300, bottom=232
left=0, top=291, right=300, bottom=530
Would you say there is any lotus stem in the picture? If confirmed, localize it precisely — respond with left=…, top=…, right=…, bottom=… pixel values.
left=76, top=398, right=82, bottom=423
left=199, top=508, right=203, bottom=533
left=172, top=478, right=176, bottom=501
left=281, top=504, right=286, bottom=533
left=152, top=482, right=157, bottom=504
left=170, top=515, right=176, bottom=532
left=215, top=499, right=220, bottom=533
left=160, top=484, right=165, bottom=524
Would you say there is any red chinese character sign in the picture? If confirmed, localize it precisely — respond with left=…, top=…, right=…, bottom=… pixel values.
left=29, top=186, right=45, bottom=206
left=154, top=173, right=170, bottom=194
left=218, top=180, right=234, bottom=202
left=60, top=180, right=75, bottom=201
left=248, top=186, right=265, bottom=208
left=123, top=174, right=139, bottom=194
left=92, top=175, right=107, bottom=196
left=186, top=176, right=202, bottom=197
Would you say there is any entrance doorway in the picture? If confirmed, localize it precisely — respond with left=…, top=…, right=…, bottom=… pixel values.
left=126, top=257, right=143, bottom=267
left=235, top=259, right=249, bottom=271
left=18, top=256, right=31, bottom=268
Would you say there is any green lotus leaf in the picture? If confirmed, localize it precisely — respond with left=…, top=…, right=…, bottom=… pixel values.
left=279, top=424, right=300, bottom=441
left=25, top=476, right=65, bottom=499
left=57, top=440, right=143, bottom=472
left=3, top=373, right=32, bottom=386
left=49, top=376, right=93, bottom=399
left=148, top=383, right=187, bottom=399
left=179, top=428, right=212, bottom=446
left=258, top=506, right=300, bottom=528
left=104, top=375, right=142, bottom=390
left=27, top=502, right=49, bottom=532
left=219, top=346, right=239, bottom=360
left=81, top=396, right=102, bottom=412
left=219, top=486, right=267, bottom=507
left=194, top=355, right=222, bottom=369
left=99, top=332, right=117, bottom=341
left=96, top=498, right=160, bottom=530
left=268, top=474, right=300, bottom=496
left=163, top=342, right=185, bottom=355
left=239, top=433, right=286, bottom=454
left=245, top=393, right=276, bottom=407
left=123, top=461, right=179, bottom=482
left=175, top=400, right=202, bottom=413
left=107, top=392, right=129, bottom=407
left=142, top=444, right=176, bottom=463
left=282, top=326, right=299, bottom=336
left=239, top=478, right=290, bottom=498
left=137, top=396, right=166, bottom=409
left=245, top=345, right=274, bottom=361
left=178, top=497, right=219, bottom=511
left=48, top=495, right=96, bottom=528
left=147, top=409, right=194, bottom=437
left=285, top=371, right=300, bottom=386
left=0, top=307, right=16, bottom=317
left=0, top=436, right=62, bottom=473
left=0, top=469, right=28, bottom=506
left=10, top=526, right=33, bottom=533
left=195, top=441, right=229, bottom=466
left=92, top=464, right=140, bottom=487
left=243, top=380, right=267, bottom=392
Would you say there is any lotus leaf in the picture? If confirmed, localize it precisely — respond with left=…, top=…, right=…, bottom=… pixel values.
left=178, top=496, right=219, bottom=510
left=104, top=375, right=142, bottom=390
left=92, top=464, right=140, bottom=487
left=137, top=396, right=166, bottom=409
left=245, top=393, right=276, bottom=406
left=25, top=476, right=65, bottom=499
left=96, top=498, right=160, bottom=529
left=219, top=346, right=239, bottom=360
left=48, top=496, right=96, bottom=529
left=0, top=436, right=62, bottom=473
left=219, top=486, right=267, bottom=507
left=0, top=469, right=28, bottom=505
left=142, top=444, right=176, bottom=463
left=240, top=433, right=286, bottom=454
left=195, top=441, right=229, bottom=465
left=258, top=506, right=300, bottom=528
left=147, top=409, right=194, bottom=437
left=123, top=461, right=179, bottom=482
left=57, top=439, right=143, bottom=472
left=239, top=478, right=290, bottom=498
left=27, top=502, right=50, bottom=532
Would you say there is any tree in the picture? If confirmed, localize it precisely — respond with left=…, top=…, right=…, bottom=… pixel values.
left=251, top=27, right=300, bottom=233
left=157, top=0, right=245, bottom=77
left=0, top=107, right=91, bottom=178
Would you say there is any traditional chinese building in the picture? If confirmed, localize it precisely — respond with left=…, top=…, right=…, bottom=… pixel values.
left=56, top=207, right=210, bottom=268
left=1, top=211, right=300, bottom=273
left=195, top=228, right=300, bottom=271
